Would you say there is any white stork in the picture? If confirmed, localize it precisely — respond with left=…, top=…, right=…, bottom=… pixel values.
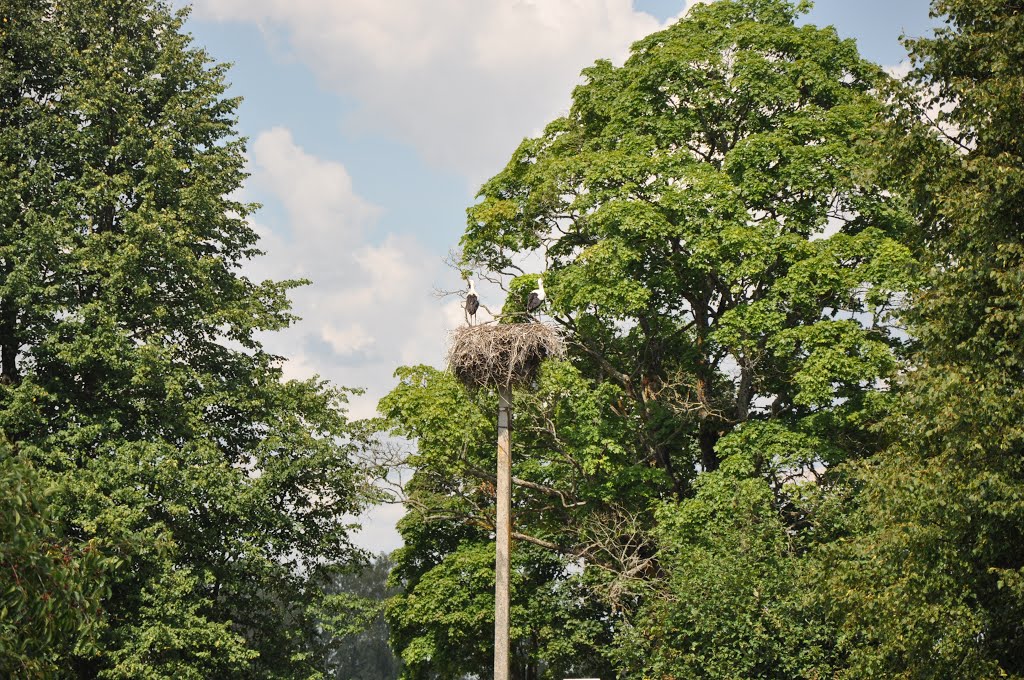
left=464, top=279, right=480, bottom=324
left=526, top=277, right=546, bottom=316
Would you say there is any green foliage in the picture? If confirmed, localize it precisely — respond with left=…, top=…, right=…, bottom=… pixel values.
left=385, top=1, right=918, bottom=676
left=0, top=443, right=115, bottom=678
left=616, top=457, right=837, bottom=678
left=387, top=540, right=613, bottom=680
left=0, top=0, right=368, bottom=675
left=318, top=554, right=402, bottom=680
left=822, top=1, right=1024, bottom=676
left=379, top=365, right=616, bottom=678
left=463, top=0, right=912, bottom=481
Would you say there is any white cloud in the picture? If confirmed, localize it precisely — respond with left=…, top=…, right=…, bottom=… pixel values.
left=884, top=60, right=912, bottom=80
left=321, top=323, right=374, bottom=357
left=189, top=0, right=703, bottom=182
left=349, top=502, right=407, bottom=557
left=243, top=129, right=465, bottom=553
left=243, top=132, right=485, bottom=424
left=244, top=139, right=458, bottom=420
left=250, top=127, right=379, bottom=249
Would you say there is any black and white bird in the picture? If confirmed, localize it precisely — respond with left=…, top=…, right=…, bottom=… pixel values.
left=464, top=279, right=480, bottom=324
left=526, top=277, right=546, bottom=316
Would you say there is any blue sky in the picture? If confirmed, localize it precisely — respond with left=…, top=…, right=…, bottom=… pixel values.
left=177, top=0, right=936, bottom=551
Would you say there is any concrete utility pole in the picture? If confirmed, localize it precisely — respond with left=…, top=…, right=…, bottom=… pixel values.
left=447, top=322, right=563, bottom=680
left=494, top=386, right=512, bottom=680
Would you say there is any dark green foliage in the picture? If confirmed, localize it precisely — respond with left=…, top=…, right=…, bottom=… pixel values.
left=0, top=0, right=367, bottom=675
left=0, top=443, right=115, bottom=678
left=823, top=1, right=1024, bottom=676
left=387, top=538, right=614, bottom=680
left=615, top=453, right=837, bottom=678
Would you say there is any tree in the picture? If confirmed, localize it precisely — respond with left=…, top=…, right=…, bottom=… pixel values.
left=318, top=553, right=402, bottom=680
left=823, top=1, right=1024, bottom=675
left=379, top=366, right=615, bottom=679
left=0, top=442, right=115, bottom=678
left=0, top=0, right=368, bottom=675
left=382, top=0, right=916, bottom=675
left=462, top=0, right=912, bottom=522
left=613, top=452, right=838, bottom=678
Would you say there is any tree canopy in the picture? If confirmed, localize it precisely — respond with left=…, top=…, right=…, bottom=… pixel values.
left=0, top=0, right=369, bottom=675
left=822, top=0, right=1024, bottom=675
left=382, top=0, right=918, bottom=676
left=5, top=0, right=1024, bottom=676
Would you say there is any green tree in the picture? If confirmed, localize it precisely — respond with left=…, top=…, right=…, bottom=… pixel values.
left=824, top=1, right=1024, bottom=676
left=318, top=553, right=402, bottom=680
left=0, top=0, right=367, bottom=676
left=463, top=0, right=912, bottom=511
left=0, top=443, right=115, bottom=678
left=379, top=366, right=615, bottom=680
left=383, top=0, right=915, bottom=676
left=615, top=462, right=828, bottom=678
left=466, top=0, right=910, bottom=670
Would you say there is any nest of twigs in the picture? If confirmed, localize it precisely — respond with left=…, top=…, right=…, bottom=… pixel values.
left=448, top=323, right=565, bottom=389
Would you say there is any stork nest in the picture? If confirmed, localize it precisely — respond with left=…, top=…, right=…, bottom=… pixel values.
left=448, top=323, right=565, bottom=389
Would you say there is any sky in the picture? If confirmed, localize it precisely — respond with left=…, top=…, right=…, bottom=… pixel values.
left=175, top=0, right=936, bottom=552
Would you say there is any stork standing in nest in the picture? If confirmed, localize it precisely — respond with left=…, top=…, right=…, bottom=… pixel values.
left=464, top=278, right=480, bottom=325
left=526, top=277, right=546, bottom=319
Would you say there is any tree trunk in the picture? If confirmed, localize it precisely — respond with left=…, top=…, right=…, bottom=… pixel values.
left=0, top=294, right=19, bottom=384
left=699, top=422, right=720, bottom=472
